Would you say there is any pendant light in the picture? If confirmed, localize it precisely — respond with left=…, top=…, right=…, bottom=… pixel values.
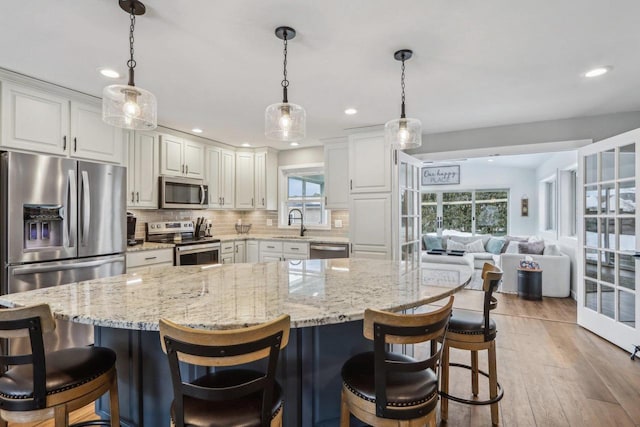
left=265, top=26, right=306, bottom=141
left=102, top=0, right=157, bottom=130
left=385, top=49, right=421, bottom=149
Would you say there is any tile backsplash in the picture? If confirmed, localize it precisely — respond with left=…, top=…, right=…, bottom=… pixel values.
left=128, top=209, right=349, bottom=239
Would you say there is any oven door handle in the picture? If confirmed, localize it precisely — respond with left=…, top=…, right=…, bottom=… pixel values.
left=175, top=244, right=220, bottom=255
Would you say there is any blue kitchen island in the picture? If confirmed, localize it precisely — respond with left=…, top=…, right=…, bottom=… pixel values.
left=0, top=258, right=471, bottom=427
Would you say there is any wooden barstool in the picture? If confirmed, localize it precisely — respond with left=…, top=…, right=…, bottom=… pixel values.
left=340, top=297, right=454, bottom=427
left=440, top=263, right=504, bottom=426
left=0, top=304, right=120, bottom=427
left=159, top=314, right=290, bottom=427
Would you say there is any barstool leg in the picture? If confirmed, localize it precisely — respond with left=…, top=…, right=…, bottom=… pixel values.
left=340, top=390, right=350, bottom=427
left=471, top=350, right=479, bottom=397
left=109, top=371, right=120, bottom=427
left=488, top=341, right=499, bottom=425
left=54, top=405, right=68, bottom=427
left=0, top=418, right=7, bottom=427
left=440, top=342, right=450, bottom=422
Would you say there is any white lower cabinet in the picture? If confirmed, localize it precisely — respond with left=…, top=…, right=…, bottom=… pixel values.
left=259, top=240, right=309, bottom=262
left=221, top=241, right=235, bottom=264
left=234, top=241, right=246, bottom=263
left=126, top=249, right=174, bottom=273
left=246, top=241, right=259, bottom=263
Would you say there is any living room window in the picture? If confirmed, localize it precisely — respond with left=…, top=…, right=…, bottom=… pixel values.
left=421, top=189, right=508, bottom=236
left=544, top=179, right=557, bottom=231
left=278, top=164, right=330, bottom=229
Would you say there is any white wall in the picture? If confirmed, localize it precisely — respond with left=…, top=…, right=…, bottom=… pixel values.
left=536, top=151, right=579, bottom=298
left=278, top=146, right=324, bottom=166
left=422, top=162, right=538, bottom=235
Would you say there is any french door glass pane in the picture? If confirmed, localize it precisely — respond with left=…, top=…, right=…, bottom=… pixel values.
left=585, top=280, right=597, bottom=311
left=400, top=162, right=407, bottom=188
left=619, top=290, right=635, bottom=327
left=601, top=149, right=616, bottom=182
left=600, top=183, right=615, bottom=213
left=443, top=192, right=472, bottom=233
left=600, top=284, right=615, bottom=319
left=619, top=144, right=635, bottom=179
left=600, top=251, right=616, bottom=284
left=600, top=218, right=616, bottom=250
left=585, top=218, right=598, bottom=247
left=421, top=193, right=437, bottom=234
left=618, top=181, right=635, bottom=214
left=476, top=191, right=508, bottom=236
left=618, top=254, right=635, bottom=290
left=619, top=219, right=635, bottom=251
left=585, top=154, right=598, bottom=184
left=585, top=185, right=598, bottom=214
left=585, top=249, right=598, bottom=279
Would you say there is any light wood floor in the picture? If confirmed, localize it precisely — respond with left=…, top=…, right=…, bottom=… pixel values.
left=7, top=290, right=640, bottom=426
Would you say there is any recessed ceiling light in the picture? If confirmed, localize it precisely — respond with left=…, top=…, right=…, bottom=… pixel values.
left=191, top=128, right=203, bottom=134
left=290, top=142, right=299, bottom=147
left=344, top=108, right=358, bottom=115
left=488, top=159, right=494, bottom=162
left=241, top=143, right=251, bottom=147
left=98, top=68, right=120, bottom=79
left=584, top=67, right=611, bottom=78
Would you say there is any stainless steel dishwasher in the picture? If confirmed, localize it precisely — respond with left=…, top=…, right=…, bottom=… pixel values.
left=309, top=243, right=350, bottom=259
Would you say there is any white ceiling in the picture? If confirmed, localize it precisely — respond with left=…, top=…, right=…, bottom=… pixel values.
left=2, top=0, right=640, bottom=150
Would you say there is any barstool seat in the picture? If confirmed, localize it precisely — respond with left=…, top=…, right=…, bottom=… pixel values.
left=448, top=309, right=496, bottom=337
left=0, top=347, right=115, bottom=400
left=342, top=352, right=438, bottom=408
left=171, top=369, right=283, bottom=427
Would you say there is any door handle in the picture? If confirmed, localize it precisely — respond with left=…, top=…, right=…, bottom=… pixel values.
left=74, top=137, right=77, bottom=152
left=186, top=164, right=189, bottom=175
left=222, top=197, right=225, bottom=205
left=131, top=191, right=135, bottom=203
left=63, top=136, right=67, bottom=151
left=65, top=169, right=76, bottom=248
left=262, top=198, right=265, bottom=205
left=81, top=170, right=90, bottom=246
left=136, top=192, right=140, bottom=203
left=11, top=257, right=123, bottom=275
left=182, top=164, right=185, bottom=174
left=251, top=198, right=254, bottom=207
left=144, top=256, right=157, bottom=261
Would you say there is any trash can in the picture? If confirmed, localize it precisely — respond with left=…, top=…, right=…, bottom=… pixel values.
left=517, top=268, right=542, bottom=300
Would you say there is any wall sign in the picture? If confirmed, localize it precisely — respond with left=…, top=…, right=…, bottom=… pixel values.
left=421, top=165, right=460, bottom=186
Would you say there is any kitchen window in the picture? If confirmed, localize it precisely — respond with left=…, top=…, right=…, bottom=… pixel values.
left=279, top=164, right=331, bottom=229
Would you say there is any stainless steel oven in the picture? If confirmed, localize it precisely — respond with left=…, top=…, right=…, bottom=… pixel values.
left=160, top=176, right=208, bottom=209
left=175, top=242, right=220, bottom=266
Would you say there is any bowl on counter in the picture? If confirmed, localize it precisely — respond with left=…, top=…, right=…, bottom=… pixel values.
left=235, top=223, right=252, bottom=234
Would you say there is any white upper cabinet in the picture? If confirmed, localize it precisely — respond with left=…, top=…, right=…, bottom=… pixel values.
left=254, top=148, right=278, bottom=210
left=1, top=82, right=68, bottom=155
left=348, top=131, right=392, bottom=193
left=324, top=140, right=349, bottom=209
left=160, top=134, right=204, bottom=179
left=206, top=147, right=235, bottom=209
left=70, top=101, right=124, bottom=164
left=1, top=81, right=124, bottom=164
left=235, top=151, right=255, bottom=209
left=128, top=131, right=159, bottom=208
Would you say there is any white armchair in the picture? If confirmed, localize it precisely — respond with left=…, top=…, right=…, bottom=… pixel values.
left=499, top=253, right=571, bottom=297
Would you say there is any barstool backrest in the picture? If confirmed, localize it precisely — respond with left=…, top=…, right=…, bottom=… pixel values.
left=159, top=314, right=290, bottom=427
left=0, top=304, right=55, bottom=411
left=481, top=263, right=503, bottom=341
left=363, top=297, right=454, bottom=419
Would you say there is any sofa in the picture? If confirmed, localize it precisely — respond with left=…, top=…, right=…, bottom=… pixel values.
left=421, top=233, right=571, bottom=297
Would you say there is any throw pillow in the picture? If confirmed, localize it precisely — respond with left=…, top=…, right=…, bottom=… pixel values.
left=486, top=237, right=506, bottom=255
left=501, top=236, right=529, bottom=253
left=518, top=241, right=545, bottom=255
left=425, top=236, right=443, bottom=251
left=504, top=241, right=520, bottom=254
left=466, top=239, right=486, bottom=253
left=446, top=239, right=466, bottom=251
left=543, top=244, right=561, bottom=256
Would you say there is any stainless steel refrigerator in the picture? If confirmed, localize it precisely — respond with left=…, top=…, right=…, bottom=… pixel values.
left=1, top=151, right=126, bottom=352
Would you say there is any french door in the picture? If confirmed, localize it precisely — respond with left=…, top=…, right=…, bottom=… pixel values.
left=394, top=150, right=422, bottom=268
left=578, top=129, right=639, bottom=352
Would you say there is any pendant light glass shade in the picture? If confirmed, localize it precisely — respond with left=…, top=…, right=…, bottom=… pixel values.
left=102, top=0, right=157, bottom=130
left=385, top=49, right=421, bottom=150
left=265, top=101, right=306, bottom=141
left=384, top=117, right=422, bottom=149
left=265, top=26, right=305, bottom=142
left=102, top=84, right=157, bottom=130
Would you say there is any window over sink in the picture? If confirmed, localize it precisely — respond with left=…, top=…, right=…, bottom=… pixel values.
left=278, top=164, right=331, bottom=229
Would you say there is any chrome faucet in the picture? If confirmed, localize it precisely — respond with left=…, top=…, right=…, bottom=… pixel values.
left=288, top=208, right=306, bottom=237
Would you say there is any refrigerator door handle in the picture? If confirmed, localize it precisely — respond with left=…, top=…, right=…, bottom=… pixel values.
left=11, top=257, right=124, bottom=275
left=65, top=169, right=77, bottom=248
left=81, top=170, right=91, bottom=246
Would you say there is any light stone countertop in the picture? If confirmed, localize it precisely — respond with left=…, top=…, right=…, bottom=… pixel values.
left=126, top=242, right=176, bottom=252
left=0, top=260, right=471, bottom=331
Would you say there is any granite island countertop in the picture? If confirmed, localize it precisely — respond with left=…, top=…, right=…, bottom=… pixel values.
left=0, top=260, right=471, bottom=331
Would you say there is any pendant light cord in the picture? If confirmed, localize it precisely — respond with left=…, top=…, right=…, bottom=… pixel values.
left=281, top=33, right=289, bottom=103
left=400, top=57, right=406, bottom=118
left=127, top=6, right=137, bottom=86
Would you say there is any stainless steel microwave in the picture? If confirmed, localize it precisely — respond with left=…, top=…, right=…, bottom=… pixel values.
left=160, top=176, right=208, bottom=209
